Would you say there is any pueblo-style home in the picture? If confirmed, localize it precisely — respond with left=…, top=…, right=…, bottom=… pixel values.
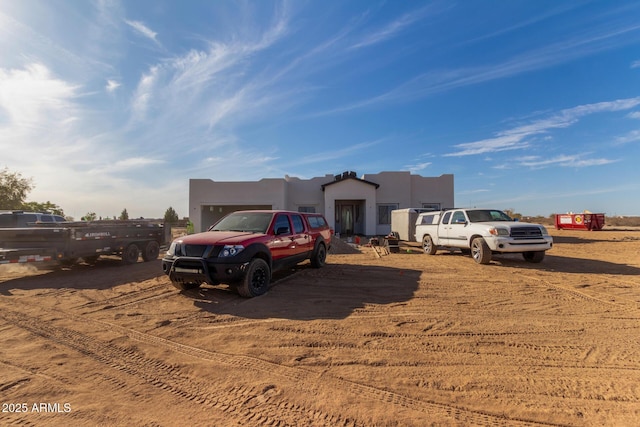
left=189, top=171, right=454, bottom=236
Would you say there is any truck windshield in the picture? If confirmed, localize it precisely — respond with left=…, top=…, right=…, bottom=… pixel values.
left=209, top=212, right=273, bottom=233
left=467, top=210, right=512, bottom=222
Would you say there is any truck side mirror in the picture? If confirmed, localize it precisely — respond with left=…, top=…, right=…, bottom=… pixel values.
left=275, top=226, right=289, bottom=235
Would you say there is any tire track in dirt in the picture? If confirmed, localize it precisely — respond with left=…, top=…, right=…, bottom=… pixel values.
left=2, top=305, right=568, bottom=426
left=88, top=316, right=569, bottom=426
left=270, top=326, right=640, bottom=374
left=71, top=283, right=172, bottom=313
left=515, top=273, right=640, bottom=312
left=0, top=309, right=360, bottom=427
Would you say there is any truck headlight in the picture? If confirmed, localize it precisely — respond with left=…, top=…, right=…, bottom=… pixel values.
left=540, top=226, right=550, bottom=236
left=220, top=245, right=244, bottom=257
left=166, top=242, right=177, bottom=256
left=489, top=227, right=509, bottom=236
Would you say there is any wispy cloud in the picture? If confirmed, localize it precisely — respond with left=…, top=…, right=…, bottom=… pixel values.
left=514, top=154, right=618, bottom=168
left=615, top=129, right=640, bottom=144
left=404, top=152, right=435, bottom=173
left=114, top=157, right=165, bottom=169
left=0, top=63, right=79, bottom=131
left=445, top=97, right=640, bottom=156
left=627, top=111, right=640, bottom=119
left=295, top=140, right=383, bottom=165
left=631, top=60, right=640, bottom=69
left=124, top=6, right=292, bottom=134
left=130, top=66, right=159, bottom=121
left=315, top=21, right=640, bottom=116
left=404, top=161, right=432, bottom=173
left=349, top=6, right=432, bottom=50
left=125, top=20, right=160, bottom=45
left=106, top=79, right=120, bottom=92
left=461, top=4, right=581, bottom=45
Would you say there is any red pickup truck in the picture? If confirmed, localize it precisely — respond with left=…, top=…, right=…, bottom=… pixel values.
left=162, top=210, right=332, bottom=297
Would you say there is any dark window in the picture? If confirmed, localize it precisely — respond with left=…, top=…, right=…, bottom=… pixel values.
left=420, top=214, right=435, bottom=225
left=306, top=215, right=327, bottom=229
left=291, top=214, right=305, bottom=233
left=0, top=215, right=13, bottom=227
left=20, top=214, right=37, bottom=226
left=298, top=206, right=316, bottom=213
left=467, top=210, right=512, bottom=222
left=451, top=211, right=466, bottom=224
left=377, top=204, right=398, bottom=225
left=273, top=214, right=291, bottom=235
left=210, top=212, right=272, bottom=233
left=441, top=211, right=452, bottom=225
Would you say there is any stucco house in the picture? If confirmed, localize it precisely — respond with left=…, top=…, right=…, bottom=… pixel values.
left=189, top=171, right=454, bottom=236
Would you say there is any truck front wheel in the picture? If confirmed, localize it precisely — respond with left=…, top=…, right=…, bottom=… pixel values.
left=471, top=238, right=492, bottom=264
left=422, top=235, right=437, bottom=255
left=237, top=258, right=270, bottom=298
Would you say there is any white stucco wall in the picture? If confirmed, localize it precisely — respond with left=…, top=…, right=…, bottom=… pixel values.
left=188, top=172, right=454, bottom=235
left=283, top=175, right=331, bottom=212
left=410, top=173, right=454, bottom=208
left=189, top=178, right=286, bottom=232
left=323, top=179, right=377, bottom=235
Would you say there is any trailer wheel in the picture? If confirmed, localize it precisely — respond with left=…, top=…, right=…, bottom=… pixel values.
left=523, top=251, right=545, bottom=263
left=122, top=244, right=140, bottom=264
left=237, top=258, right=270, bottom=298
left=142, top=241, right=160, bottom=262
left=471, top=237, right=492, bottom=264
left=422, top=235, right=437, bottom=255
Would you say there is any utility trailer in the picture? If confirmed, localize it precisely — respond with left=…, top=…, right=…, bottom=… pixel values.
left=390, top=208, right=435, bottom=241
left=0, top=220, right=163, bottom=266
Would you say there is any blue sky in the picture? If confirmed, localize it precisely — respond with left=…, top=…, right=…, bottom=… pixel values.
left=1, top=0, right=640, bottom=219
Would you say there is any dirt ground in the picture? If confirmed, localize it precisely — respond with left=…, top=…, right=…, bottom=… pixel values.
left=1, top=228, right=639, bottom=426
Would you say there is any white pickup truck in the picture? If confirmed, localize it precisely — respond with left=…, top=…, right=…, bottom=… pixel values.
left=414, top=208, right=553, bottom=264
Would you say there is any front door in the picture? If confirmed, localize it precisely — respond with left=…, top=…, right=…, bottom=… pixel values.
left=289, top=213, right=311, bottom=254
left=341, top=205, right=354, bottom=235
left=269, top=213, right=295, bottom=262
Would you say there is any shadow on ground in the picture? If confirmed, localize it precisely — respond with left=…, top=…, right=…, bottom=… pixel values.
left=0, top=257, right=163, bottom=295
left=188, top=263, right=421, bottom=320
left=493, top=254, right=640, bottom=275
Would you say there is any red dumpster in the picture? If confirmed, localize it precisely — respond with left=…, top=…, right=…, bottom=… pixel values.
left=555, top=213, right=605, bottom=230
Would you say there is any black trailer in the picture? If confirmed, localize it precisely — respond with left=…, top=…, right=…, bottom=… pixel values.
left=0, top=220, right=163, bottom=266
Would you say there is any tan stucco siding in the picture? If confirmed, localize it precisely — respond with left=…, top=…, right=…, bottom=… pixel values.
left=324, top=179, right=377, bottom=235
left=188, top=172, right=454, bottom=236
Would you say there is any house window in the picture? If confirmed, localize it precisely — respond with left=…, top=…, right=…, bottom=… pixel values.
left=377, top=204, right=398, bottom=225
left=422, top=203, right=440, bottom=210
left=298, top=206, right=316, bottom=213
